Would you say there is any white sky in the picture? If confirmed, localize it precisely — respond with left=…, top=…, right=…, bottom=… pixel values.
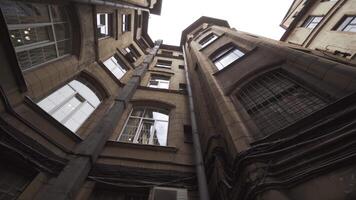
left=148, top=0, right=294, bottom=46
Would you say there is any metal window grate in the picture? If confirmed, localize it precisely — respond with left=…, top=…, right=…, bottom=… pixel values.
left=237, top=70, right=327, bottom=136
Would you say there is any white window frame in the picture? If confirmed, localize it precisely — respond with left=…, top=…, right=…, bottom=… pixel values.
left=148, top=75, right=170, bottom=89
left=37, top=80, right=101, bottom=132
left=103, top=55, right=127, bottom=80
left=97, top=13, right=111, bottom=38
left=118, top=107, right=169, bottom=146
left=122, top=14, right=130, bottom=32
left=2, top=3, right=71, bottom=71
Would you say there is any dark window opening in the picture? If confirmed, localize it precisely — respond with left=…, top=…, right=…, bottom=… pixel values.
left=122, top=14, right=131, bottom=32
left=156, top=59, right=172, bottom=69
left=199, top=33, right=218, bottom=48
left=237, top=69, right=328, bottom=137
left=183, top=125, right=193, bottom=143
left=179, top=65, right=185, bottom=70
left=302, top=15, right=323, bottom=29
left=121, top=44, right=140, bottom=63
left=179, top=83, right=187, bottom=91
left=334, top=15, right=356, bottom=32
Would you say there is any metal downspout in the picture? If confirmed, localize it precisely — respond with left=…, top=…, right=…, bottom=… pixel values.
left=73, top=0, right=150, bottom=12
left=182, top=45, right=210, bottom=200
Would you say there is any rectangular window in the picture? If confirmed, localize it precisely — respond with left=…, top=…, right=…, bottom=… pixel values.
left=121, top=44, right=140, bottom=63
left=179, top=83, right=187, bottom=91
left=179, top=65, right=185, bottom=70
left=122, top=14, right=131, bottom=32
left=335, top=16, right=356, bottom=32
left=138, top=14, right=142, bottom=28
left=156, top=59, right=172, bottom=69
left=119, top=107, right=169, bottom=146
left=302, top=16, right=323, bottom=29
left=148, top=75, right=170, bottom=89
left=96, top=13, right=112, bottom=38
left=212, top=46, right=245, bottom=70
left=161, top=50, right=173, bottom=55
left=199, top=33, right=218, bottom=48
left=103, top=55, right=127, bottom=80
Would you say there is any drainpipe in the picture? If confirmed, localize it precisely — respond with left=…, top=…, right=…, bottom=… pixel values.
left=182, top=45, right=210, bottom=200
left=73, top=0, right=150, bottom=12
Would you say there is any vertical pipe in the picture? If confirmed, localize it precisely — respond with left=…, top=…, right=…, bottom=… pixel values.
left=182, top=45, right=210, bottom=200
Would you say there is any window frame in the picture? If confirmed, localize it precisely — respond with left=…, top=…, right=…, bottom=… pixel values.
left=122, top=14, right=131, bottom=32
left=36, top=79, right=102, bottom=133
left=210, top=44, right=246, bottom=71
left=121, top=44, right=140, bottom=63
left=96, top=13, right=113, bottom=38
left=118, top=107, right=170, bottom=146
left=1, top=3, right=72, bottom=71
left=234, top=69, right=329, bottom=138
left=301, top=15, right=324, bottom=29
left=333, top=15, right=356, bottom=32
left=102, top=54, right=128, bottom=81
left=147, top=75, right=170, bottom=89
left=155, top=59, right=172, bottom=69
left=199, top=33, right=219, bottom=48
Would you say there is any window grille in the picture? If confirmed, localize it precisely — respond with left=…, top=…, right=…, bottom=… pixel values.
left=0, top=1, right=72, bottom=70
left=118, top=107, right=169, bottom=146
left=237, top=70, right=327, bottom=136
left=37, top=80, right=101, bottom=132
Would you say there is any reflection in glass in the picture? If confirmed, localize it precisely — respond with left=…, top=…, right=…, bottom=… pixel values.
left=37, top=80, right=101, bottom=132
left=119, top=107, right=169, bottom=146
left=103, top=56, right=127, bottom=80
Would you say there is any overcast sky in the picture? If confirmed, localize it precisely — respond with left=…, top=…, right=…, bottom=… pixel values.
left=148, top=0, right=294, bottom=45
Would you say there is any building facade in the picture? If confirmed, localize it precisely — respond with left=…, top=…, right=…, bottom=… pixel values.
left=0, top=0, right=356, bottom=200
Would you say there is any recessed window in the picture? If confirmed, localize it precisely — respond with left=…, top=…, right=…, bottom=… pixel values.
left=156, top=59, right=172, bottom=69
left=122, top=44, right=140, bottom=63
left=335, top=16, right=356, bottom=32
left=179, top=65, right=185, bottom=70
left=237, top=70, right=327, bottom=137
left=148, top=75, right=170, bottom=89
left=0, top=2, right=72, bottom=71
left=37, top=80, right=101, bottom=132
left=302, top=16, right=323, bottom=29
left=161, top=50, right=173, bottom=55
left=103, top=55, right=127, bottom=80
left=118, top=107, right=169, bottom=146
left=212, top=46, right=245, bottom=70
left=179, top=83, right=187, bottom=91
left=96, top=13, right=112, bottom=38
left=122, top=14, right=131, bottom=32
left=199, top=33, right=218, bottom=48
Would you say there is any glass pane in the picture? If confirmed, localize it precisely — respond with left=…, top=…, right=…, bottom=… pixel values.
left=103, top=56, right=126, bottom=80
left=0, top=2, right=50, bottom=24
left=152, top=121, right=168, bottom=146
left=55, top=23, right=71, bottom=41
left=217, top=51, right=239, bottom=69
left=17, top=44, right=57, bottom=70
left=144, top=109, right=169, bottom=121
left=119, top=118, right=140, bottom=142
left=57, top=40, right=72, bottom=56
left=131, top=108, right=144, bottom=117
left=337, top=17, right=353, bottom=31
left=64, top=102, right=94, bottom=132
left=52, top=96, right=81, bottom=122
left=50, top=5, right=67, bottom=22
left=9, top=26, right=53, bottom=47
left=38, top=84, right=75, bottom=112
left=69, top=80, right=101, bottom=107
left=137, top=120, right=153, bottom=144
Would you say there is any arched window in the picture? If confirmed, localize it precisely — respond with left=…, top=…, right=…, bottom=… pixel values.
left=0, top=1, right=72, bottom=70
left=237, top=70, right=327, bottom=136
left=118, top=107, right=169, bottom=146
left=37, top=80, right=101, bottom=132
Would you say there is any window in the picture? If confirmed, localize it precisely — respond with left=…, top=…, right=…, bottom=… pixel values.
left=122, top=14, right=131, bottom=32
left=96, top=13, right=112, bottom=38
left=199, top=33, right=218, bottom=48
left=335, top=16, right=356, bottom=32
left=237, top=70, right=327, bottom=136
left=103, top=55, right=127, bottom=80
left=302, top=16, right=323, bottom=29
left=121, top=44, right=140, bottom=63
left=179, top=65, right=185, bottom=70
left=137, top=14, right=142, bottom=28
left=179, top=83, right=187, bottom=91
left=148, top=75, right=170, bottom=89
left=212, top=46, right=245, bottom=70
left=37, top=80, right=101, bottom=132
left=161, top=50, right=173, bottom=55
left=156, top=59, right=172, bottom=69
left=118, top=107, right=169, bottom=146
left=0, top=2, right=72, bottom=70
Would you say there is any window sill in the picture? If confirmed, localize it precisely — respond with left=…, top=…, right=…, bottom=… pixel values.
left=106, top=141, right=178, bottom=152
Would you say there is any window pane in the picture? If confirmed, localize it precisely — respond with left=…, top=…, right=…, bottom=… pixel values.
left=64, top=102, right=94, bottom=132
left=153, top=121, right=168, bottom=146
left=52, top=96, right=81, bottom=122
left=103, top=56, right=127, bottom=80
left=119, top=118, right=141, bottom=142
left=0, top=2, right=50, bottom=24
left=17, top=44, right=57, bottom=70
left=9, top=26, right=54, bottom=47
left=50, top=5, right=67, bottom=22
left=57, top=40, right=72, bottom=56
left=55, top=23, right=71, bottom=41
left=137, top=120, right=154, bottom=145
left=69, top=80, right=100, bottom=107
